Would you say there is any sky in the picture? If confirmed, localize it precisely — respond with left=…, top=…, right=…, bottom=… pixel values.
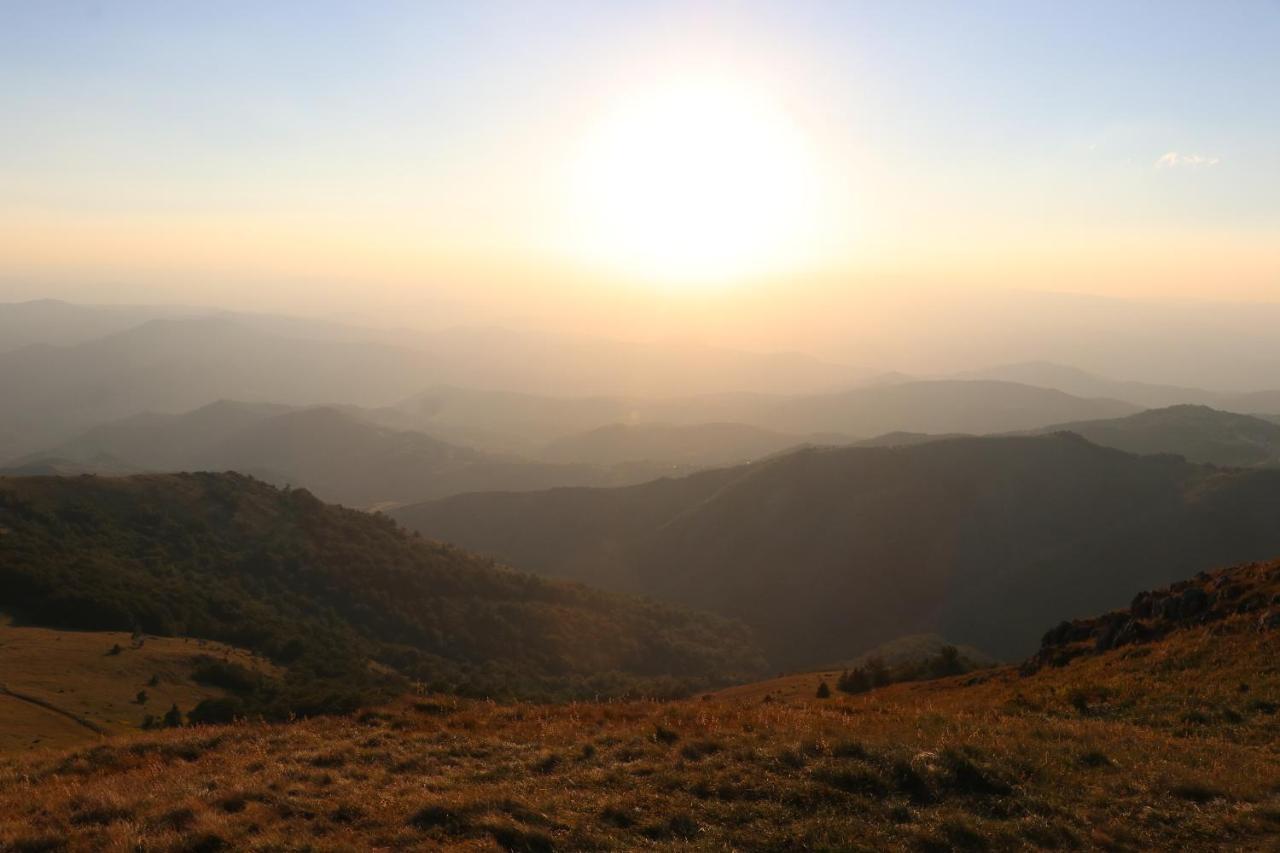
left=1, top=1, right=1278, bottom=349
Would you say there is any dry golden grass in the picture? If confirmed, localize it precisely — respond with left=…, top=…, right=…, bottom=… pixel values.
left=1, top=605, right=1278, bottom=852
left=0, top=616, right=277, bottom=755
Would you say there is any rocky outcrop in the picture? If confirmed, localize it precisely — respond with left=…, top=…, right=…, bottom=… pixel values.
left=1024, top=559, right=1280, bottom=673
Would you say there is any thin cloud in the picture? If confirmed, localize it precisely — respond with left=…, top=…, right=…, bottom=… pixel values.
left=1155, top=151, right=1220, bottom=169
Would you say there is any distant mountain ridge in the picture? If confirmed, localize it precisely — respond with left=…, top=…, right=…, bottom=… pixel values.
left=0, top=298, right=207, bottom=353
left=379, top=380, right=1141, bottom=456
left=540, top=422, right=852, bottom=467
left=1031, top=404, right=1280, bottom=467
left=956, top=361, right=1280, bottom=413
left=9, top=402, right=688, bottom=507
left=394, top=433, right=1280, bottom=666
left=0, top=302, right=866, bottom=459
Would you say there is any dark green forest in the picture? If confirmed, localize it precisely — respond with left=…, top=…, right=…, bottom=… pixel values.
left=396, top=433, right=1280, bottom=665
left=0, top=473, right=764, bottom=717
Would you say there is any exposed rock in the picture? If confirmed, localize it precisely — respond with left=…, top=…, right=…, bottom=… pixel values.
left=1025, top=559, right=1280, bottom=674
left=1178, top=587, right=1209, bottom=618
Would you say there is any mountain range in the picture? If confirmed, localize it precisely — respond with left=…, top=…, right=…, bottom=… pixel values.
left=954, top=360, right=1280, bottom=413
left=376, top=380, right=1140, bottom=456
left=540, top=422, right=850, bottom=467
left=12, top=299, right=1256, bottom=465
left=394, top=433, right=1280, bottom=666
left=5, top=402, right=688, bottom=508
left=1030, top=404, right=1280, bottom=467
left=0, top=301, right=865, bottom=459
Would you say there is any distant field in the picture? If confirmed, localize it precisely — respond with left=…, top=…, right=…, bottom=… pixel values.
left=0, top=616, right=276, bottom=754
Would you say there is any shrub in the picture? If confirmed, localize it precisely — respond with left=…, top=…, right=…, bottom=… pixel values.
left=837, top=668, right=871, bottom=694
left=408, top=804, right=473, bottom=833
left=1078, top=749, right=1112, bottom=768
left=1170, top=782, right=1226, bottom=803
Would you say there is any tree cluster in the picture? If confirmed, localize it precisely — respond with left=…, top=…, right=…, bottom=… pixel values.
left=836, top=646, right=975, bottom=694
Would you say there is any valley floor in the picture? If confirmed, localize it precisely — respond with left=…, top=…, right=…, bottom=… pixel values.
left=2, top=616, right=1278, bottom=852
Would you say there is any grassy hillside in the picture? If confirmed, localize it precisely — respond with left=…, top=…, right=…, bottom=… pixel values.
left=1, top=559, right=1276, bottom=850
left=0, top=473, right=763, bottom=709
left=0, top=618, right=277, bottom=754
left=1034, top=404, right=1280, bottom=467
left=395, top=433, right=1280, bottom=666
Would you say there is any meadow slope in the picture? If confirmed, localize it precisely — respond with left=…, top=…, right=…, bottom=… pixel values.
left=0, top=619, right=276, bottom=755
left=2, top=559, right=1278, bottom=851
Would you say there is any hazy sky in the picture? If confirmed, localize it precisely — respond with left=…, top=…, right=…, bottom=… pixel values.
left=2, top=1, right=1278, bottom=344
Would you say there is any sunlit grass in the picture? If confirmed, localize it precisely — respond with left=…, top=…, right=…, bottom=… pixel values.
left=2, top=604, right=1277, bottom=850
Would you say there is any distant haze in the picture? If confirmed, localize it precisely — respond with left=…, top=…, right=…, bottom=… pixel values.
left=2, top=2, right=1277, bottom=363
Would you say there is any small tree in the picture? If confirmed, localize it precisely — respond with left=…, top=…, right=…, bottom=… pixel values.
left=162, top=703, right=184, bottom=728
left=865, top=656, right=889, bottom=688
left=838, top=667, right=871, bottom=694
left=135, top=690, right=149, bottom=705
left=816, top=680, right=831, bottom=699
left=930, top=645, right=964, bottom=678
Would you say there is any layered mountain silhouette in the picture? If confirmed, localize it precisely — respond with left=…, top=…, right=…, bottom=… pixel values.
left=0, top=303, right=864, bottom=459
left=540, top=422, right=851, bottom=467
left=956, top=361, right=1280, bottom=413
left=0, top=317, right=431, bottom=459
left=381, top=381, right=1140, bottom=457
left=1030, top=404, right=1280, bottom=467
left=9, top=402, right=685, bottom=507
left=0, top=299, right=197, bottom=353
left=722, top=380, right=1140, bottom=436
left=394, top=433, right=1280, bottom=666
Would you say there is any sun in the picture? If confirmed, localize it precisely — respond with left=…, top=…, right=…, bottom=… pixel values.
left=566, top=77, right=822, bottom=289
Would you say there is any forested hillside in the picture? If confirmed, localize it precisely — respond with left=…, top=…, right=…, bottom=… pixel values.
left=396, top=433, right=1280, bottom=666
left=0, top=474, right=763, bottom=713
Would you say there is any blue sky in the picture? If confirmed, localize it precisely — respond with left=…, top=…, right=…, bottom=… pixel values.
left=1, top=1, right=1277, bottom=321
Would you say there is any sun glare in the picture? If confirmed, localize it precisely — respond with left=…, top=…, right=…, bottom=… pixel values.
left=566, top=77, right=822, bottom=289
